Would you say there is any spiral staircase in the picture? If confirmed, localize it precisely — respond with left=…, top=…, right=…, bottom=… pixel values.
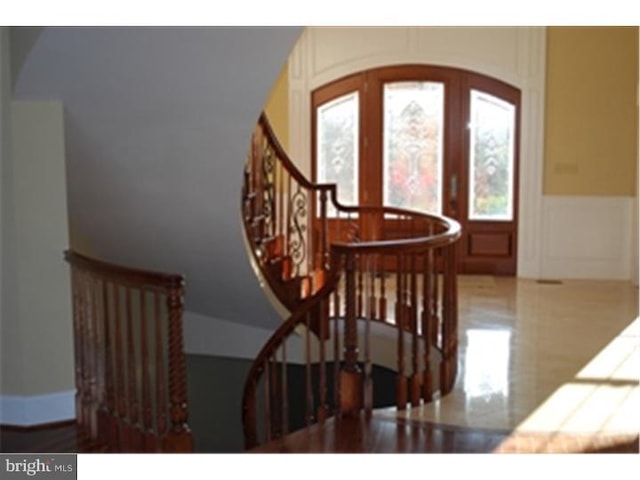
left=240, top=114, right=462, bottom=449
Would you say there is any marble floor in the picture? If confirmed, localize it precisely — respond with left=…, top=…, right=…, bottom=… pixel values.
left=377, top=276, right=639, bottom=448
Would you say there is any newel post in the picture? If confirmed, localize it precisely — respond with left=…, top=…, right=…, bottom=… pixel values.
left=339, top=252, right=362, bottom=417
left=165, top=280, right=193, bottom=452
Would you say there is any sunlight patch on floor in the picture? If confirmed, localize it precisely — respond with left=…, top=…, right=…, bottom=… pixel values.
left=513, top=316, right=639, bottom=436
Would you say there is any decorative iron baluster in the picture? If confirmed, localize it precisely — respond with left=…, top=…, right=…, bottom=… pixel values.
left=288, top=184, right=308, bottom=277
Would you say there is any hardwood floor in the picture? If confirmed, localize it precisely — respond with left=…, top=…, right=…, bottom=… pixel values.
left=249, top=414, right=638, bottom=454
left=0, top=421, right=102, bottom=453
left=2, top=417, right=636, bottom=454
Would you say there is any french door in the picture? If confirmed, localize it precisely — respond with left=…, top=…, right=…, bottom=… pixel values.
left=312, top=65, right=520, bottom=275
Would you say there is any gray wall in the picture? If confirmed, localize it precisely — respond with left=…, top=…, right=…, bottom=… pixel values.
left=14, top=27, right=303, bottom=333
left=0, top=27, right=11, bottom=397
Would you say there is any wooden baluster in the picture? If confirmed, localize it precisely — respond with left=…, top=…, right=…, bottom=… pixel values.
left=333, top=273, right=341, bottom=415
left=242, top=165, right=249, bottom=220
left=82, top=272, right=94, bottom=442
left=281, top=339, right=289, bottom=436
left=84, top=275, right=93, bottom=441
left=251, top=127, right=258, bottom=211
left=363, top=256, right=373, bottom=418
left=432, top=246, right=440, bottom=348
left=340, top=253, right=361, bottom=416
left=396, top=255, right=407, bottom=410
left=332, top=270, right=341, bottom=319
left=317, top=299, right=328, bottom=422
left=410, top=253, right=421, bottom=407
left=70, top=267, right=84, bottom=444
left=357, top=254, right=364, bottom=318
left=270, top=354, right=281, bottom=438
left=368, top=254, right=377, bottom=322
left=249, top=127, right=255, bottom=195
left=285, top=167, right=291, bottom=273
left=76, top=271, right=87, bottom=439
left=139, top=289, right=154, bottom=451
left=101, top=280, right=117, bottom=449
left=440, top=245, right=458, bottom=395
left=281, top=165, right=287, bottom=253
left=306, top=189, right=313, bottom=285
left=165, top=283, right=192, bottom=452
left=276, top=165, right=283, bottom=259
left=278, top=163, right=289, bottom=249
left=125, top=287, right=140, bottom=451
left=255, top=129, right=264, bottom=223
left=379, top=254, right=387, bottom=322
left=90, top=275, right=103, bottom=442
left=154, top=291, right=167, bottom=451
left=263, top=360, right=271, bottom=443
left=80, top=270, right=91, bottom=440
left=113, top=285, right=126, bottom=452
left=304, top=312, right=314, bottom=426
left=243, top=378, right=258, bottom=450
left=422, top=249, right=433, bottom=403
left=319, top=190, right=329, bottom=271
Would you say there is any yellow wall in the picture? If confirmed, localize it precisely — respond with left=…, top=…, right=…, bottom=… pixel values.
left=263, top=63, right=289, bottom=154
left=544, top=27, right=638, bottom=196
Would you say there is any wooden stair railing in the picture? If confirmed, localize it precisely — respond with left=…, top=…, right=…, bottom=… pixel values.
left=241, top=114, right=462, bottom=449
left=242, top=114, right=341, bottom=316
left=65, top=251, right=193, bottom=453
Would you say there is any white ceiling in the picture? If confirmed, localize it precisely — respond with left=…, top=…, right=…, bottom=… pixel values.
left=13, top=26, right=303, bottom=330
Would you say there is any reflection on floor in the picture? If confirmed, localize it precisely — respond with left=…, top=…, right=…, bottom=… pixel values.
left=1, top=277, right=636, bottom=454
left=376, top=276, right=639, bottom=452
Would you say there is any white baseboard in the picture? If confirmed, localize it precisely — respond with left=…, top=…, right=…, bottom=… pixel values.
left=0, top=390, right=75, bottom=426
left=540, top=195, right=633, bottom=280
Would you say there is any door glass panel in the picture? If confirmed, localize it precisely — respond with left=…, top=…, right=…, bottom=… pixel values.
left=468, top=90, right=516, bottom=221
left=316, top=91, right=359, bottom=214
left=383, top=82, right=444, bottom=214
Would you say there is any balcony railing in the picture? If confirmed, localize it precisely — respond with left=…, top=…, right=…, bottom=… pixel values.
left=65, top=251, right=192, bottom=452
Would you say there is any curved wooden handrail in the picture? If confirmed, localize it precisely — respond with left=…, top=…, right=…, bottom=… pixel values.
left=330, top=210, right=461, bottom=254
left=258, top=113, right=336, bottom=194
left=65, top=250, right=184, bottom=290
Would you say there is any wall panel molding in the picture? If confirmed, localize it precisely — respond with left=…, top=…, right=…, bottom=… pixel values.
left=540, top=196, right=633, bottom=280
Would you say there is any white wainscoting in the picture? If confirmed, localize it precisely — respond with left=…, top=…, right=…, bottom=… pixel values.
left=0, top=391, right=75, bottom=426
left=540, top=196, right=633, bottom=280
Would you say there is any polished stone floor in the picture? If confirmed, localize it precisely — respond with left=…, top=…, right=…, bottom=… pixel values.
left=377, top=276, right=639, bottom=450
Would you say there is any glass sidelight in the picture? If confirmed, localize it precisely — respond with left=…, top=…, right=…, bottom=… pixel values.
left=316, top=91, right=359, bottom=213
left=468, top=90, right=516, bottom=222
